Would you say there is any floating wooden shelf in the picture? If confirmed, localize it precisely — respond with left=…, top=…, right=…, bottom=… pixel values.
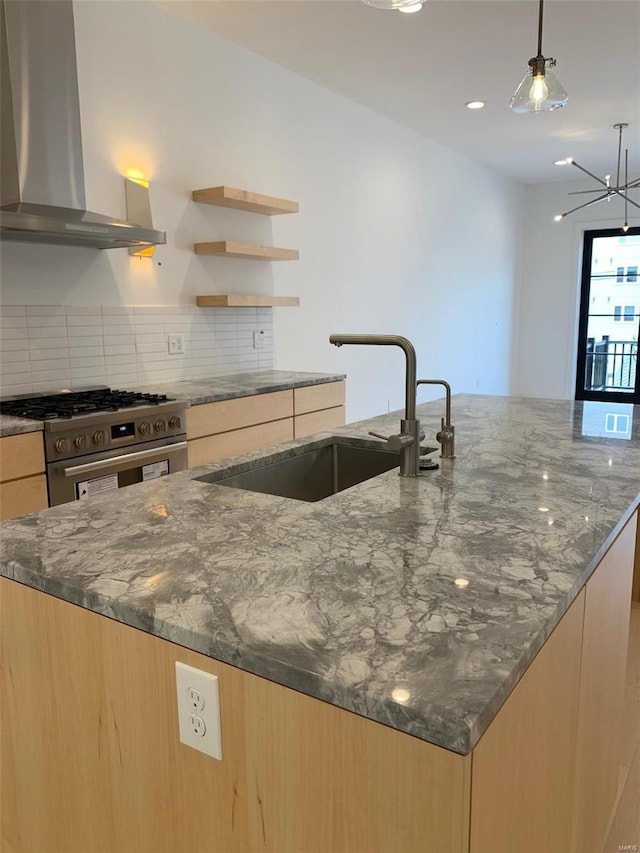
left=192, top=186, right=299, bottom=216
left=196, top=294, right=300, bottom=308
left=194, top=240, right=299, bottom=261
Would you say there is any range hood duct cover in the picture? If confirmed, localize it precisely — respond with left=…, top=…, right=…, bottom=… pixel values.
left=0, top=0, right=165, bottom=250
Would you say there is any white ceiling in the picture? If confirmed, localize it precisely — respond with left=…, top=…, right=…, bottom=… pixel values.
left=160, top=0, right=640, bottom=185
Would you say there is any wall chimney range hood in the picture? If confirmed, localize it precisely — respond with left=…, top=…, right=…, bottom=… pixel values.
left=0, top=0, right=166, bottom=250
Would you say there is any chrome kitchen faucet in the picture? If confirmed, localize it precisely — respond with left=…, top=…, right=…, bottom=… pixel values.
left=329, top=334, right=421, bottom=477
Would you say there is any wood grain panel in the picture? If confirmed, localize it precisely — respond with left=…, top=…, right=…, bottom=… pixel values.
left=470, top=590, right=585, bottom=853
left=187, top=419, right=293, bottom=468
left=293, top=381, right=345, bottom=416
left=294, top=406, right=345, bottom=439
left=194, top=241, right=298, bottom=261
left=633, top=519, right=640, bottom=602
left=2, top=578, right=470, bottom=853
left=192, top=186, right=298, bottom=215
left=0, top=432, right=45, bottom=481
left=0, top=474, right=48, bottom=520
left=186, top=391, right=293, bottom=440
left=196, top=295, right=299, bottom=308
left=570, top=513, right=637, bottom=853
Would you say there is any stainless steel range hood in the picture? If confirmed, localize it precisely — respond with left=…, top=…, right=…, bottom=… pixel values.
left=0, top=0, right=166, bottom=250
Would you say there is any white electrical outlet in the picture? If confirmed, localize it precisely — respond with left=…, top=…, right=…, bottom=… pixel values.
left=167, top=333, right=184, bottom=355
left=175, top=662, right=222, bottom=759
left=253, top=330, right=265, bottom=349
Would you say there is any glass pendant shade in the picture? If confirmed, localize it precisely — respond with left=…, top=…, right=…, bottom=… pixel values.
left=360, top=0, right=421, bottom=8
left=510, top=59, right=569, bottom=113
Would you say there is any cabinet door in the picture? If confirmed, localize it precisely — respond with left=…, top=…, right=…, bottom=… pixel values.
left=571, top=513, right=637, bottom=852
left=470, top=590, right=585, bottom=853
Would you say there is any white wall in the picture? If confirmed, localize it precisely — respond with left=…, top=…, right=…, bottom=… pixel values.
left=0, top=1, right=524, bottom=421
left=513, top=178, right=640, bottom=399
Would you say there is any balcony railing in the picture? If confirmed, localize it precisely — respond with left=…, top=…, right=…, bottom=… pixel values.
left=585, top=338, right=637, bottom=392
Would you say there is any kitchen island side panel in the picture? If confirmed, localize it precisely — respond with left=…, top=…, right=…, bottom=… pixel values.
left=0, top=578, right=471, bottom=853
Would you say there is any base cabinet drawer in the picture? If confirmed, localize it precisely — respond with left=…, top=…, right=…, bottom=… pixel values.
left=0, top=432, right=45, bottom=481
left=188, top=419, right=294, bottom=468
left=187, top=390, right=293, bottom=440
left=294, top=406, right=345, bottom=439
left=0, top=475, right=48, bottom=520
left=293, top=381, right=345, bottom=416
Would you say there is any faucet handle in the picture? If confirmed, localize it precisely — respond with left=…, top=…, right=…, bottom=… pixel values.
left=369, top=430, right=390, bottom=441
left=368, top=430, right=414, bottom=451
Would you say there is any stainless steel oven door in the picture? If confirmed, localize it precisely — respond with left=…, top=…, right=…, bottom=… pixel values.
left=47, top=436, right=188, bottom=506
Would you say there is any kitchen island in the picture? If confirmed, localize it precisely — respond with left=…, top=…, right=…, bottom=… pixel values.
left=1, top=395, right=639, bottom=852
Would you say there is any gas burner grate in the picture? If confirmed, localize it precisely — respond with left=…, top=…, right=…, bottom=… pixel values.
left=0, top=388, right=174, bottom=421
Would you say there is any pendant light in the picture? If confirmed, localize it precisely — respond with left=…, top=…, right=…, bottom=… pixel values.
left=554, top=124, right=640, bottom=232
left=510, top=0, right=568, bottom=113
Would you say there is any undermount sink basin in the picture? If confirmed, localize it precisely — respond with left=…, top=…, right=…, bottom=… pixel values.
left=196, top=437, right=433, bottom=503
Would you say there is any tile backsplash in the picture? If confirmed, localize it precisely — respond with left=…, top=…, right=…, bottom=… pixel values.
left=0, top=305, right=274, bottom=395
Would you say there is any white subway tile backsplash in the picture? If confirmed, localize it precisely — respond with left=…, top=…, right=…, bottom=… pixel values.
left=2, top=327, right=28, bottom=341
left=0, top=304, right=273, bottom=395
left=26, top=314, right=66, bottom=329
left=104, top=334, right=135, bottom=347
left=27, top=325, right=67, bottom=340
left=25, top=305, right=63, bottom=317
left=66, top=314, right=102, bottom=327
left=69, top=345, right=105, bottom=358
left=1, top=315, right=27, bottom=329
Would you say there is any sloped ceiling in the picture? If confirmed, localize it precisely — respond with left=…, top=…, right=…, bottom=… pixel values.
left=160, top=0, right=640, bottom=184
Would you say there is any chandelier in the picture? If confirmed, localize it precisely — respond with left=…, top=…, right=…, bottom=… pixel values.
left=509, top=0, right=568, bottom=113
left=554, top=124, right=640, bottom=232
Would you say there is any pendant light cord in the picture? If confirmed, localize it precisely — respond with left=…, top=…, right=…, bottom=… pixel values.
left=537, top=0, right=544, bottom=57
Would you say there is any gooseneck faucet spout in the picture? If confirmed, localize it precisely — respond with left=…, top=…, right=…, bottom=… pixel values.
left=416, top=379, right=455, bottom=459
left=329, top=334, right=420, bottom=477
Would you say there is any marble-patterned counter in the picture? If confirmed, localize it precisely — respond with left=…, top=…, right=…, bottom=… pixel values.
left=0, top=414, right=45, bottom=437
left=135, top=369, right=345, bottom=406
left=0, top=370, right=345, bottom=436
left=1, top=395, right=639, bottom=755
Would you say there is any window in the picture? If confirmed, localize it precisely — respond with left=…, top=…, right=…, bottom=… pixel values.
left=575, top=227, right=640, bottom=403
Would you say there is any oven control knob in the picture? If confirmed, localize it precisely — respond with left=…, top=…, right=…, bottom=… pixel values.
left=54, top=437, right=68, bottom=454
left=93, top=430, right=106, bottom=446
left=168, top=416, right=181, bottom=430
left=74, top=434, right=87, bottom=450
left=139, top=422, right=151, bottom=437
left=154, top=419, right=166, bottom=433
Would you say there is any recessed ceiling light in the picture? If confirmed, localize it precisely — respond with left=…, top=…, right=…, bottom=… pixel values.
left=398, top=2, right=423, bottom=12
left=465, top=101, right=485, bottom=110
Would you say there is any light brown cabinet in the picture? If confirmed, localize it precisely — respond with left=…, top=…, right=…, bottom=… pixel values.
left=2, top=513, right=635, bottom=852
left=0, top=431, right=48, bottom=520
left=186, top=382, right=346, bottom=468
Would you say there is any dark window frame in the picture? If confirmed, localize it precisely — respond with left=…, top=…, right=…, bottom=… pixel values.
left=575, top=227, right=640, bottom=404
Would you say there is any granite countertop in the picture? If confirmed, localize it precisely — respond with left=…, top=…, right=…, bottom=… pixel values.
left=0, top=370, right=345, bottom=437
left=1, top=394, right=639, bottom=755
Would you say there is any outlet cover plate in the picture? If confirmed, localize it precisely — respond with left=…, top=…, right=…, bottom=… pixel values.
left=175, top=662, right=222, bottom=759
left=167, top=333, right=185, bottom=355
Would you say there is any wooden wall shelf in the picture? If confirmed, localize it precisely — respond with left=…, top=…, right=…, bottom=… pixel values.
left=196, top=294, right=300, bottom=308
left=192, top=186, right=298, bottom=216
left=194, top=241, right=298, bottom=261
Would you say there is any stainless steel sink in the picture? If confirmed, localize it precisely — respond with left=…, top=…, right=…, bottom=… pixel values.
left=196, top=438, right=425, bottom=502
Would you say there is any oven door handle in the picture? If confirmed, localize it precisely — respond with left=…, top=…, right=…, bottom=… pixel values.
left=62, top=442, right=188, bottom=477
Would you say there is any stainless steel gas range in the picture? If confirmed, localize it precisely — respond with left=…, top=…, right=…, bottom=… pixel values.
left=0, top=389, right=189, bottom=506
